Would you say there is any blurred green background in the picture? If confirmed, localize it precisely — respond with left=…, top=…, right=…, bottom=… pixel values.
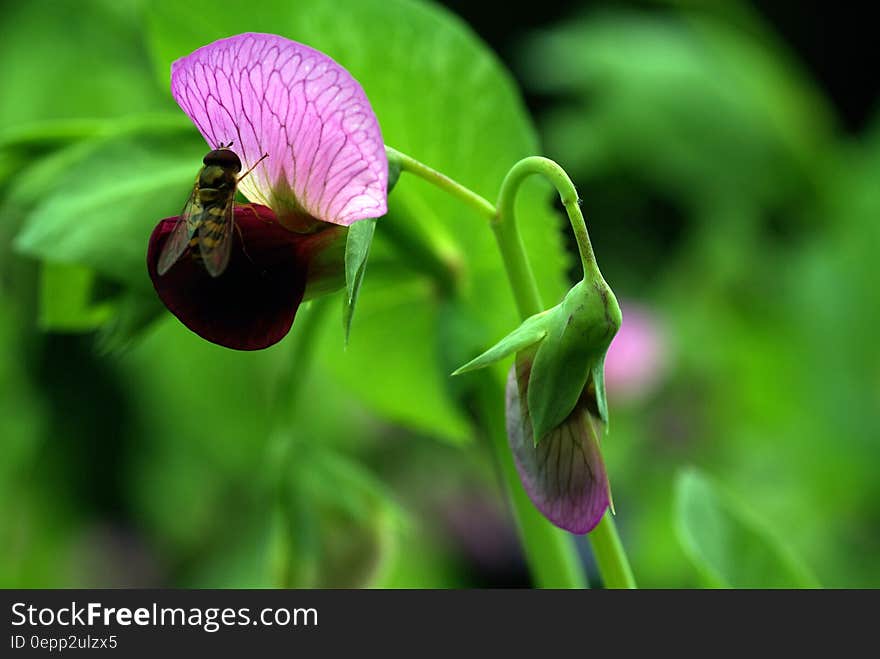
left=1, top=0, right=877, bottom=588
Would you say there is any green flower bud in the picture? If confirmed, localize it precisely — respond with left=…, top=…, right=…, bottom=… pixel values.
left=454, top=278, right=621, bottom=444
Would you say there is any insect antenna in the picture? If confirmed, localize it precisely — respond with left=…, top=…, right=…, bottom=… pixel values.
left=238, top=153, right=269, bottom=183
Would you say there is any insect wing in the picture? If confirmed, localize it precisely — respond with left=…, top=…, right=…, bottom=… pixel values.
left=157, top=187, right=202, bottom=276
left=197, top=194, right=235, bottom=278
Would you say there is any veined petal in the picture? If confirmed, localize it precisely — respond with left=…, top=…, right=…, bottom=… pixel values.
left=506, top=359, right=611, bottom=534
left=171, top=33, right=388, bottom=227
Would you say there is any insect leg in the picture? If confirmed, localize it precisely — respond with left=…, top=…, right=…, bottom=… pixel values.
left=233, top=219, right=257, bottom=267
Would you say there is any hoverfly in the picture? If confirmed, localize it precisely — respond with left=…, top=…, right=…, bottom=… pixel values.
left=157, top=142, right=267, bottom=278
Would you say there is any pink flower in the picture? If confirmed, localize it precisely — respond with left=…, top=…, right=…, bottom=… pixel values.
left=147, top=33, right=387, bottom=349
left=604, top=303, right=667, bottom=402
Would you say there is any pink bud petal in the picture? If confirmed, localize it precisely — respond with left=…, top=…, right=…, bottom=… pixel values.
left=506, top=360, right=611, bottom=534
left=171, top=33, right=387, bottom=227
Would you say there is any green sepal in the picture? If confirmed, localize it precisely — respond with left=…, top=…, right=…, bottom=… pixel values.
left=451, top=310, right=551, bottom=375
left=591, top=355, right=609, bottom=426
left=386, top=150, right=403, bottom=195
left=526, top=279, right=620, bottom=444
left=343, top=217, right=378, bottom=345
left=342, top=150, right=400, bottom=345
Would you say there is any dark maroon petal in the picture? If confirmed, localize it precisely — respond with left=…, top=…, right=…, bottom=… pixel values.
left=505, top=359, right=611, bottom=534
left=147, top=205, right=309, bottom=350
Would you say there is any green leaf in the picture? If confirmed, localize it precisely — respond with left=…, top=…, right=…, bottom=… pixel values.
left=145, top=0, right=569, bottom=442
left=0, top=113, right=193, bottom=194
left=386, top=148, right=403, bottom=194
left=452, top=311, right=549, bottom=375
left=521, top=11, right=832, bottom=209
left=316, top=272, right=472, bottom=443
left=0, top=0, right=168, bottom=128
left=4, top=138, right=114, bottom=210
left=0, top=303, right=46, bottom=489
left=38, top=262, right=113, bottom=332
left=0, top=114, right=191, bottom=151
left=13, top=133, right=205, bottom=288
left=675, top=468, right=821, bottom=588
left=343, top=217, right=378, bottom=344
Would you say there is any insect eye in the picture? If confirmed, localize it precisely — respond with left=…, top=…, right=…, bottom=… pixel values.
left=203, top=149, right=242, bottom=171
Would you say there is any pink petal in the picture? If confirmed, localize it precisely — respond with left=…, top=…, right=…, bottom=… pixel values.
left=506, top=359, right=611, bottom=534
left=171, top=33, right=387, bottom=227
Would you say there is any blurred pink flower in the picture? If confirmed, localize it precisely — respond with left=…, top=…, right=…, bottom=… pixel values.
left=604, top=302, right=668, bottom=402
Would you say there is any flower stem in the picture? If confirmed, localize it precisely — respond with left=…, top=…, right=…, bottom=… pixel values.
left=496, top=156, right=602, bottom=285
left=590, top=512, right=637, bottom=589
left=264, top=298, right=332, bottom=490
left=386, top=146, right=496, bottom=221
left=272, top=298, right=331, bottom=430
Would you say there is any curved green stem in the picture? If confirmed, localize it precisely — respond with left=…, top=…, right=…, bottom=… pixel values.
left=496, top=156, right=601, bottom=285
left=386, top=146, right=496, bottom=221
